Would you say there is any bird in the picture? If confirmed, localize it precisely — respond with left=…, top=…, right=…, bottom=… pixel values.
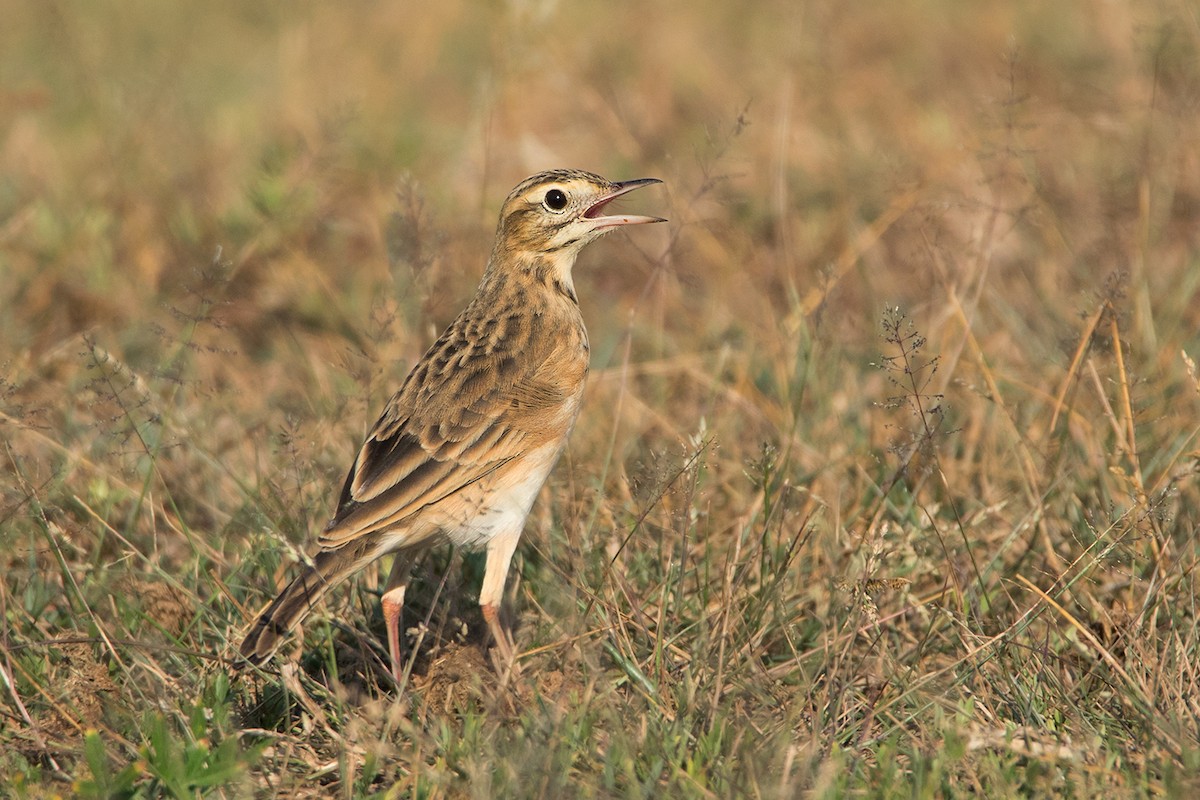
left=239, top=169, right=665, bottom=682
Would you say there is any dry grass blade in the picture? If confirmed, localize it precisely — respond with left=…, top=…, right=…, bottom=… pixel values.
left=1047, top=301, right=1108, bottom=437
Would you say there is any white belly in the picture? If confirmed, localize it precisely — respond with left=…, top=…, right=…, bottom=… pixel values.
left=442, top=443, right=562, bottom=549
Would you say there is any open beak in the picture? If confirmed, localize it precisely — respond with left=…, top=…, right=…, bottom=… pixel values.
left=583, top=178, right=667, bottom=230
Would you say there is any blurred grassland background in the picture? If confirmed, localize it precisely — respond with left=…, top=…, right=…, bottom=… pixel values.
left=3, top=0, right=1200, bottom=797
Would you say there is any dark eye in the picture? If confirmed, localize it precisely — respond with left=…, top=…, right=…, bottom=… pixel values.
left=543, top=188, right=568, bottom=212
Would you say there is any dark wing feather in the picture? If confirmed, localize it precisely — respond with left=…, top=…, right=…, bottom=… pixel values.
left=317, top=300, right=585, bottom=550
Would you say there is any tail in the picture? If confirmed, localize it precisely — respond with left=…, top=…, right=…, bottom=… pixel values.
left=239, top=547, right=371, bottom=667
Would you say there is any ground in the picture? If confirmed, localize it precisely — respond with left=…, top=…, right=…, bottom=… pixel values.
left=2, top=0, right=1200, bottom=797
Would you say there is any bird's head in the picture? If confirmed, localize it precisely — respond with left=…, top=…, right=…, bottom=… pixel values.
left=492, top=169, right=665, bottom=272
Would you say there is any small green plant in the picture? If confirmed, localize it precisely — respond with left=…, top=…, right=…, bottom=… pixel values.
left=140, top=675, right=253, bottom=798
left=66, top=674, right=258, bottom=799
left=72, top=730, right=142, bottom=800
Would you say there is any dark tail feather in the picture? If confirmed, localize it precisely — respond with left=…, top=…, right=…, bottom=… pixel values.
left=239, top=547, right=368, bottom=667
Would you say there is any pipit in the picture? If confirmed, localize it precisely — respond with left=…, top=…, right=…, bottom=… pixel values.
left=240, top=169, right=665, bottom=681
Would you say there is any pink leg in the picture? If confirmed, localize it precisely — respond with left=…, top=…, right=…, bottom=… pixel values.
left=480, top=529, right=521, bottom=665
left=381, top=550, right=420, bottom=683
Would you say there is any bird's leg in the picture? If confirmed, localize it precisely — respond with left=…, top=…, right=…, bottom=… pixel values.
left=479, top=529, right=521, bottom=666
left=381, top=550, right=419, bottom=684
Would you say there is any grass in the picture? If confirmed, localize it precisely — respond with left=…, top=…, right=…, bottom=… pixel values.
left=3, top=0, right=1200, bottom=796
